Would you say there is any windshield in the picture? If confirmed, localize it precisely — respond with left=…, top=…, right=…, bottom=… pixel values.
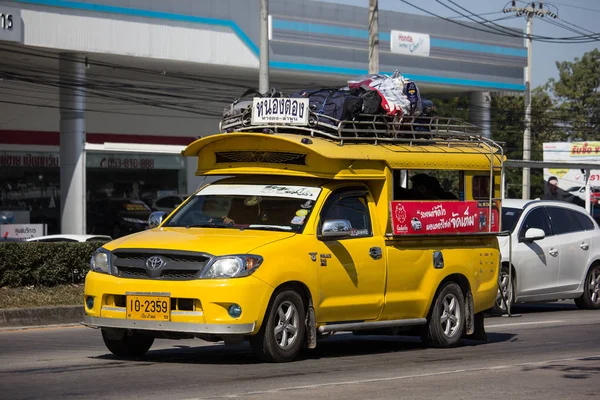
left=165, top=184, right=322, bottom=233
left=501, top=207, right=523, bottom=233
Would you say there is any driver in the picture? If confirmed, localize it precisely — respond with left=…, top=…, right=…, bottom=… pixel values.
left=203, top=197, right=235, bottom=225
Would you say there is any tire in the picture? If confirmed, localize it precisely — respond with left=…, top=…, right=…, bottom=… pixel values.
left=101, top=329, right=154, bottom=358
left=250, top=290, right=306, bottom=363
left=575, top=264, right=600, bottom=310
left=421, top=282, right=465, bottom=348
left=493, top=265, right=514, bottom=315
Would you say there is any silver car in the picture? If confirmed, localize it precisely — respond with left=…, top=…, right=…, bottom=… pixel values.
left=495, top=199, right=600, bottom=313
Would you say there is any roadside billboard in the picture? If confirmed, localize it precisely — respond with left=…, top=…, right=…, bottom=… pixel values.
left=543, top=142, right=600, bottom=217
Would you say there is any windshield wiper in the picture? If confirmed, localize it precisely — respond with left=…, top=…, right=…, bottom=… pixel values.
left=248, top=225, right=293, bottom=231
left=170, top=223, right=231, bottom=229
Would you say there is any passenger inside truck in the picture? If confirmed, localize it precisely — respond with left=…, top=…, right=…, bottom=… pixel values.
left=393, top=171, right=458, bottom=200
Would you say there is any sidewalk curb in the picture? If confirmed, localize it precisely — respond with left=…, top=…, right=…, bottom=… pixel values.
left=0, top=306, right=83, bottom=328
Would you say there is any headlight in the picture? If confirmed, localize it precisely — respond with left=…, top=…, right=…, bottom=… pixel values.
left=200, top=255, right=263, bottom=279
left=90, top=248, right=111, bottom=274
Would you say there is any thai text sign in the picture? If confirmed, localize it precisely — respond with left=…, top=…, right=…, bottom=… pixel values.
left=1, top=224, right=46, bottom=240
left=251, top=98, right=309, bottom=125
left=390, top=201, right=499, bottom=235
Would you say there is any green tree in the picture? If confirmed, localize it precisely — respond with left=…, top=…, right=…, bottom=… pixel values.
left=490, top=88, right=566, bottom=198
left=548, top=48, right=600, bottom=141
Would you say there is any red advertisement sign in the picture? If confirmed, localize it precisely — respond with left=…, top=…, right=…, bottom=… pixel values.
left=390, top=201, right=500, bottom=235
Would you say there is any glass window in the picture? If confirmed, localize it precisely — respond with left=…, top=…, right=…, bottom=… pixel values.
left=156, top=196, right=181, bottom=209
left=166, top=184, right=321, bottom=233
left=546, top=207, right=584, bottom=234
left=472, top=176, right=491, bottom=200
left=501, top=207, right=523, bottom=233
left=573, top=210, right=596, bottom=231
left=519, top=207, right=552, bottom=238
left=321, top=189, right=372, bottom=238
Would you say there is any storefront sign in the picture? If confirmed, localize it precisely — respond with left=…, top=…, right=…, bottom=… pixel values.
left=0, top=151, right=185, bottom=170
left=0, top=7, right=22, bottom=44
left=1, top=223, right=46, bottom=240
left=87, top=153, right=185, bottom=170
left=390, top=201, right=499, bottom=235
left=0, top=152, right=60, bottom=168
left=390, top=30, right=430, bottom=57
left=543, top=142, right=600, bottom=188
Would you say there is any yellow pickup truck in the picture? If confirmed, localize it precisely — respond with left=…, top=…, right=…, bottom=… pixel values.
left=83, top=111, right=503, bottom=362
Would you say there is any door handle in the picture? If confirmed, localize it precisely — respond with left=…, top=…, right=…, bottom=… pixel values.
left=580, top=242, right=590, bottom=251
left=369, top=247, right=383, bottom=260
left=549, top=248, right=559, bottom=257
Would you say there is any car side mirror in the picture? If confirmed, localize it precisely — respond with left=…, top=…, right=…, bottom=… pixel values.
left=321, top=219, right=353, bottom=239
left=523, top=227, right=545, bottom=242
left=148, top=211, right=167, bottom=228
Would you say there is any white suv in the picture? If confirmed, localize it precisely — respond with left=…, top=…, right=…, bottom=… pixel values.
left=496, top=199, right=600, bottom=313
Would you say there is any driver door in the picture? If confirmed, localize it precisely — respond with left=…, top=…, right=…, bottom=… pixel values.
left=315, top=188, right=386, bottom=323
left=514, top=206, right=559, bottom=296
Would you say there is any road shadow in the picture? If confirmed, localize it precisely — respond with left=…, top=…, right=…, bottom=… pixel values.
left=519, top=356, right=600, bottom=380
left=91, top=330, right=516, bottom=365
left=486, top=301, right=579, bottom=318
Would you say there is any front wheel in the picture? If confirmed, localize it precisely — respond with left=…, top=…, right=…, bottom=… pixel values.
left=421, top=282, right=465, bottom=348
left=575, top=264, right=600, bottom=310
left=250, top=290, right=306, bottom=362
left=493, top=265, right=514, bottom=314
left=101, top=329, right=154, bottom=358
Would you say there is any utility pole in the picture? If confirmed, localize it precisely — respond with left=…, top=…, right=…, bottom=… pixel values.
left=368, top=0, right=379, bottom=74
left=503, top=1, right=556, bottom=199
left=259, top=0, right=269, bottom=94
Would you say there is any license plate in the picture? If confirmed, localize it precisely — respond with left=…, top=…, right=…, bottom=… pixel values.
left=251, top=97, right=309, bottom=125
left=126, top=295, right=170, bottom=321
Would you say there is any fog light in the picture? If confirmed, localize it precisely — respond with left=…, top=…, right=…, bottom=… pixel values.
left=85, top=296, right=94, bottom=310
left=228, top=304, right=242, bottom=318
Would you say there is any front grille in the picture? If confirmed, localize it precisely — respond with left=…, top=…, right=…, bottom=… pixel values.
left=115, top=252, right=209, bottom=264
left=112, top=249, right=211, bottom=281
left=161, top=270, right=199, bottom=279
left=117, top=266, right=148, bottom=278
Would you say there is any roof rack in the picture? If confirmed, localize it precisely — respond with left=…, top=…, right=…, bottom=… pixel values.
left=219, top=106, right=490, bottom=147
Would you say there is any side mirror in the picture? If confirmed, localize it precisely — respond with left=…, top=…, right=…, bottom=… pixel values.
left=524, top=227, right=545, bottom=242
left=321, top=219, right=353, bottom=239
left=148, top=211, right=167, bottom=228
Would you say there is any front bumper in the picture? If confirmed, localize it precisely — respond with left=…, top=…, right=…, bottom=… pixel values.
left=83, top=271, right=273, bottom=335
left=83, top=315, right=255, bottom=334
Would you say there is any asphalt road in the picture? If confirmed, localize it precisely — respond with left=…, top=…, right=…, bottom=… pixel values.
left=1, top=302, right=599, bottom=400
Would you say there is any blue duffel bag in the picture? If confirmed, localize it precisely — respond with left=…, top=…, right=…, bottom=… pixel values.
left=290, top=88, right=363, bottom=121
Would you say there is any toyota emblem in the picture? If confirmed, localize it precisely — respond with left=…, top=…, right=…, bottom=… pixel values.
left=146, top=256, right=166, bottom=270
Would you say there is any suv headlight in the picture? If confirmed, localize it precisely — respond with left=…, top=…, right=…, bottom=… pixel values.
left=90, top=248, right=112, bottom=274
left=200, top=255, right=263, bottom=279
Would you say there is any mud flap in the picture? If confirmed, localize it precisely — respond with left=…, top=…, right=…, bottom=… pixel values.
left=463, top=292, right=488, bottom=342
left=465, top=292, right=475, bottom=335
left=306, top=304, right=317, bottom=349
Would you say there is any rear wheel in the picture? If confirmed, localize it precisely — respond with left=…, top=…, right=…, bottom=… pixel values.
left=575, top=264, right=600, bottom=310
left=101, top=329, right=154, bottom=358
left=422, top=282, right=465, bottom=348
left=250, top=290, right=306, bottom=362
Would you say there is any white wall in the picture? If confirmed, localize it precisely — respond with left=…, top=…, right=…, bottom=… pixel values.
left=20, top=8, right=258, bottom=69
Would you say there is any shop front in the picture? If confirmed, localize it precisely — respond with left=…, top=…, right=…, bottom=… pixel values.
left=0, top=150, right=187, bottom=236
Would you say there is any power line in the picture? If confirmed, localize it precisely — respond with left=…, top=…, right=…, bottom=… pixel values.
left=397, top=0, right=600, bottom=43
